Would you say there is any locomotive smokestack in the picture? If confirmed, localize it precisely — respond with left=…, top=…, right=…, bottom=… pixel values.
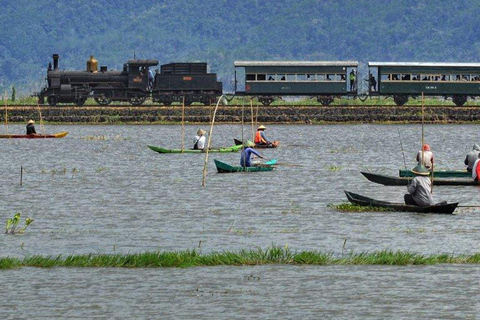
left=53, top=54, right=59, bottom=70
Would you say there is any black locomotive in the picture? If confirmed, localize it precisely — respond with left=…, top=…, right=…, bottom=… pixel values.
left=37, top=54, right=223, bottom=106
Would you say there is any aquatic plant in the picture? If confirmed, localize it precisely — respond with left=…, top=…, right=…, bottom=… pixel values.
left=2, top=247, right=480, bottom=269
left=5, top=213, right=33, bottom=234
left=328, top=203, right=388, bottom=212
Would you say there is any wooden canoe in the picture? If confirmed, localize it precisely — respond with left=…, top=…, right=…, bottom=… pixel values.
left=234, top=138, right=280, bottom=148
left=214, top=159, right=277, bottom=173
left=344, top=191, right=458, bottom=214
left=0, top=131, right=68, bottom=139
left=399, top=169, right=470, bottom=178
left=361, top=171, right=480, bottom=186
left=148, top=144, right=243, bottom=154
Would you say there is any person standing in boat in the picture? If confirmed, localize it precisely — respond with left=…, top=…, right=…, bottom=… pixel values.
left=416, top=144, right=434, bottom=170
left=404, top=164, right=434, bottom=207
left=255, top=125, right=272, bottom=146
left=240, top=144, right=264, bottom=167
left=26, top=119, right=36, bottom=135
left=464, top=144, right=480, bottom=172
left=194, top=129, right=206, bottom=150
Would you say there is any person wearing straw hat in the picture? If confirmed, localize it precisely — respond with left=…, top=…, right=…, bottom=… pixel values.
left=416, top=143, right=434, bottom=170
left=193, top=129, right=206, bottom=150
left=240, top=142, right=264, bottom=167
left=254, top=125, right=271, bottom=146
left=404, top=164, right=434, bottom=207
left=26, top=119, right=36, bottom=135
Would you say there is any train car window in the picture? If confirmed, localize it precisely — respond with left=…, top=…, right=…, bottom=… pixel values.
left=392, top=74, right=400, bottom=80
left=462, top=75, right=470, bottom=81
left=278, top=74, right=286, bottom=81
left=326, top=74, right=334, bottom=81
left=257, top=74, right=266, bottom=81
left=267, top=74, right=275, bottom=81
left=286, top=74, right=296, bottom=81
left=432, top=75, right=440, bottom=81
left=381, top=74, right=389, bottom=81
left=402, top=74, right=411, bottom=80
left=472, top=75, right=480, bottom=81
left=440, top=75, right=448, bottom=81
left=340, top=74, right=346, bottom=81
left=421, top=75, right=431, bottom=81
left=298, top=74, right=307, bottom=81
left=411, top=74, right=419, bottom=81
left=307, top=74, right=317, bottom=81
left=246, top=74, right=256, bottom=81
left=452, top=74, right=460, bottom=81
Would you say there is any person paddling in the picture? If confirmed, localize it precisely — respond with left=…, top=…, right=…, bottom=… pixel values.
left=240, top=143, right=264, bottom=167
left=465, top=144, right=480, bottom=172
left=26, top=119, right=36, bottom=135
left=254, top=125, right=272, bottom=146
left=416, top=144, right=434, bottom=170
left=193, top=129, right=206, bottom=150
left=404, top=164, right=434, bottom=207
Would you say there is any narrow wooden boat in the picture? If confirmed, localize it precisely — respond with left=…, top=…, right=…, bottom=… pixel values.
left=361, top=171, right=480, bottom=186
left=344, top=190, right=458, bottom=214
left=0, top=131, right=68, bottom=139
left=234, top=138, right=280, bottom=148
left=148, top=144, right=243, bottom=154
left=399, top=169, right=470, bottom=178
left=214, top=159, right=277, bottom=173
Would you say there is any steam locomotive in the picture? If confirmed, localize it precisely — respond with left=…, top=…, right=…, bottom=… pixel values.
left=37, top=54, right=222, bottom=106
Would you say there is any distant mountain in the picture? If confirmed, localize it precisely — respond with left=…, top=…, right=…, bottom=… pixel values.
left=1, top=0, right=479, bottom=96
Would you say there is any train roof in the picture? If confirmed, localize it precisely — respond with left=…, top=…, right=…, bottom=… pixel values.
left=369, top=62, right=480, bottom=68
left=234, top=61, right=358, bottom=67
left=127, top=59, right=159, bottom=66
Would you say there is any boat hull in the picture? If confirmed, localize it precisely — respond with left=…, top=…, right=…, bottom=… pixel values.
left=344, top=191, right=458, bottom=214
left=234, top=138, right=280, bottom=148
left=214, top=159, right=277, bottom=173
left=362, top=171, right=480, bottom=186
left=399, top=169, right=470, bottom=178
left=148, top=144, right=243, bottom=154
left=0, top=131, right=68, bottom=139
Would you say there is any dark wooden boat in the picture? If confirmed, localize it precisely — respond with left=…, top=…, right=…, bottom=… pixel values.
left=361, top=171, right=480, bottom=186
left=148, top=144, right=242, bottom=154
left=234, top=138, right=280, bottom=148
left=399, top=169, right=470, bottom=178
left=0, top=131, right=68, bottom=139
left=344, top=191, right=458, bottom=214
left=214, top=159, right=277, bottom=173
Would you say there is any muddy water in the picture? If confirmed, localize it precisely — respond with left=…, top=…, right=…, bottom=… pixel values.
left=1, top=124, right=479, bottom=318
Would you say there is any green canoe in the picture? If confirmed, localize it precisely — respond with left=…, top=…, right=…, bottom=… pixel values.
left=214, top=159, right=277, bottom=173
left=148, top=144, right=243, bottom=154
left=399, top=169, right=471, bottom=178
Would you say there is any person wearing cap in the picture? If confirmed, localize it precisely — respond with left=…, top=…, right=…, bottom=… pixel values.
left=465, top=144, right=480, bottom=172
left=471, top=153, right=480, bottom=181
left=240, top=143, right=264, bottom=167
left=404, top=164, right=434, bottom=207
left=194, top=129, right=206, bottom=150
left=26, top=119, right=36, bottom=135
left=254, top=125, right=271, bottom=146
left=416, top=144, right=434, bottom=170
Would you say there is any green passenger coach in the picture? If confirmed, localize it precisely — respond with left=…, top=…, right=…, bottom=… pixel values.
left=369, top=62, right=480, bottom=106
left=234, top=61, right=358, bottom=106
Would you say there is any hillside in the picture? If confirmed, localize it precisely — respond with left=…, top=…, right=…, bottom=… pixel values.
left=1, top=0, right=480, bottom=96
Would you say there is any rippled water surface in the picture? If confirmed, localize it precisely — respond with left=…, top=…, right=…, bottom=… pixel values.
left=1, top=124, right=480, bottom=318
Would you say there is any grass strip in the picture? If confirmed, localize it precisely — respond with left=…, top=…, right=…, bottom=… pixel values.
left=2, top=248, right=480, bottom=269
left=328, top=203, right=389, bottom=212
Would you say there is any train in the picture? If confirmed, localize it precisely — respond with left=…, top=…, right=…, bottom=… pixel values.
left=37, top=54, right=480, bottom=107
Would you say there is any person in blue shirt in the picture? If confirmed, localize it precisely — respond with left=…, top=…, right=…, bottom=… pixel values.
left=240, top=146, right=264, bottom=167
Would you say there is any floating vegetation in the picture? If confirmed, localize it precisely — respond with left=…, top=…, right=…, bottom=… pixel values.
left=328, top=203, right=388, bottom=212
left=96, top=167, right=109, bottom=173
left=1, top=247, right=480, bottom=269
left=81, top=135, right=130, bottom=141
left=5, top=213, right=33, bottom=235
left=327, top=165, right=342, bottom=172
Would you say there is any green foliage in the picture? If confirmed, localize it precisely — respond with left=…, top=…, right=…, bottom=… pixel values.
left=5, top=213, right=34, bottom=234
left=328, top=203, right=389, bottom=212
left=1, top=1, right=480, bottom=96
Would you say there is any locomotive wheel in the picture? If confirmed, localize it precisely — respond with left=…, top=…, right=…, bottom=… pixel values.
left=259, top=97, right=273, bottom=106
left=161, top=96, right=172, bottom=106
left=95, top=97, right=112, bottom=105
left=47, top=95, right=59, bottom=106
left=393, top=95, right=408, bottom=106
left=129, top=93, right=146, bottom=106
left=317, top=96, right=334, bottom=106
left=74, top=97, right=86, bottom=106
left=452, top=95, right=467, bottom=107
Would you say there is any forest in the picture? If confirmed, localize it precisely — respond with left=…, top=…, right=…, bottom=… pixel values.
left=1, top=0, right=480, bottom=96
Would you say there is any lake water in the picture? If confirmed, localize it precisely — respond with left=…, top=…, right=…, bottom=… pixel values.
left=1, top=124, right=479, bottom=319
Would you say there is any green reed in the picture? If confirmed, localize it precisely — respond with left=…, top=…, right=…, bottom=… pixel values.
left=2, top=247, right=480, bottom=269
left=328, top=203, right=389, bottom=212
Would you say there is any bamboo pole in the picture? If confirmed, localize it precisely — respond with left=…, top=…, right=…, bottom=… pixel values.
left=181, top=96, right=185, bottom=153
left=250, top=99, right=254, bottom=140
left=36, top=100, right=45, bottom=134
left=20, top=165, right=23, bottom=186
left=4, top=90, right=8, bottom=134
left=202, top=95, right=225, bottom=187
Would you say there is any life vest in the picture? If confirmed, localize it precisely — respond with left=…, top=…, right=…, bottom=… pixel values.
left=255, top=131, right=266, bottom=144
left=476, top=161, right=480, bottom=181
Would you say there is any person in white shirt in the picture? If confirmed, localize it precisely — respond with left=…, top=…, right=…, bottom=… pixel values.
left=416, top=144, right=434, bottom=170
left=194, top=129, right=206, bottom=150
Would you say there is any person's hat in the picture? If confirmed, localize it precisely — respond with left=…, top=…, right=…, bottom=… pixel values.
left=422, top=144, right=430, bottom=151
left=197, top=129, right=206, bottom=135
left=27, top=119, right=34, bottom=124
left=257, top=125, right=266, bottom=130
left=411, top=164, right=430, bottom=176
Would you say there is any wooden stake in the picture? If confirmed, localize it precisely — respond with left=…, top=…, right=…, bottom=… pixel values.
left=4, top=90, right=8, bottom=134
left=181, top=96, right=185, bottom=153
left=20, top=165, right=23, bottom=186
left=202, top=95, right=225, bottom=186
left=250, top=99, right=255, bottom=140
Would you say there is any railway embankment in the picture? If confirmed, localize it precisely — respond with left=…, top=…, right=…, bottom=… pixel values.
left=2, top=105, right=480, bottom=124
